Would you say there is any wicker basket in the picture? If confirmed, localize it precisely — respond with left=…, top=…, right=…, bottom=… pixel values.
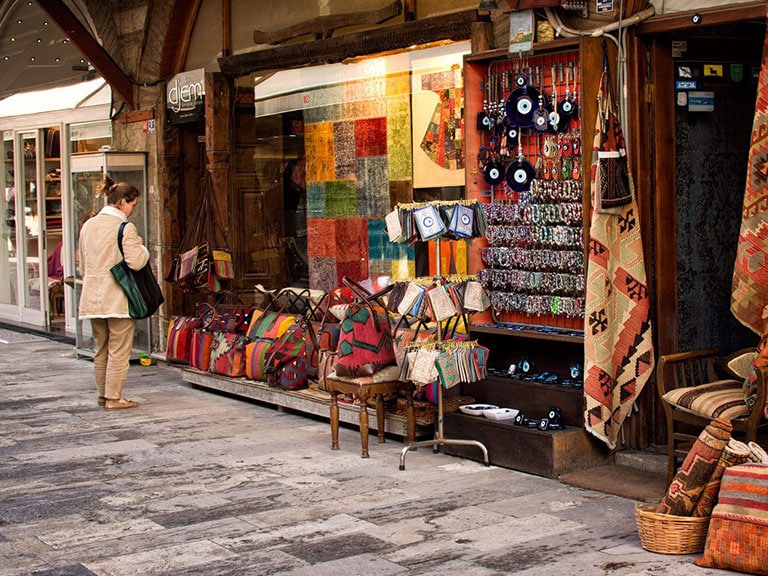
left=634, top=503, right=710, bottom=555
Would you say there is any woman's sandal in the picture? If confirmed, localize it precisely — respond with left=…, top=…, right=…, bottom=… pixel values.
left=104, top=398, right=138, bottom=411
left=98, top=397, right=106, bottom=407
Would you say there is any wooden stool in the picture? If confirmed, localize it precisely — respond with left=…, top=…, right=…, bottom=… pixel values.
left=327, top=365, right=414, bottom=458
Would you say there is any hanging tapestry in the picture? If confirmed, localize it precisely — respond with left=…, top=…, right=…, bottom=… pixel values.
left=731, top=16, right=768, bottom=336
left=584, top=65, right=655, bottom=450
left=411, top=53, right=466, bottom=188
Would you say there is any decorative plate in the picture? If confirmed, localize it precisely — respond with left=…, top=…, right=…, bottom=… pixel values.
left=459, top=403, right=498, bottom=416
left=483, top=407, right=519, bottom=421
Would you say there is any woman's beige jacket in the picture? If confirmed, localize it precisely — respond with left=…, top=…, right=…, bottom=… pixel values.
left=78, top=205, right=149, bottom=319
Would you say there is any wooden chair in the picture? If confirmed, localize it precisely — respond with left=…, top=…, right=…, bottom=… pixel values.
left=657, top=347, right=767, bottom=486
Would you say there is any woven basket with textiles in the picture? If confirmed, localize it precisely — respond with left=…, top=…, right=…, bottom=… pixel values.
left=635, top=503, right=710, bottom=554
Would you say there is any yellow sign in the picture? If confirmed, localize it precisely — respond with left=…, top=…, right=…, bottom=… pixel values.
left=704, top=64, right=723, bottom=77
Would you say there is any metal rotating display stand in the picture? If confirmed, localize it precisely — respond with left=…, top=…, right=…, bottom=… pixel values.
left=398, top=235, right=490, bottom=470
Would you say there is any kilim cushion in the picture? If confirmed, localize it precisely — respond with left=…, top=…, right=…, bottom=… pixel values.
left=694, top=463, right=768, bottom=575
left=728, top=350, right=758, bottom=380
left=663, top=380, right=749, bottom=420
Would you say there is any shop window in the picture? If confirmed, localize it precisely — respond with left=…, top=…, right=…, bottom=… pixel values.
left=242, top=41, right=470, bottom=292
left=69, top=120, right=112, bottom=154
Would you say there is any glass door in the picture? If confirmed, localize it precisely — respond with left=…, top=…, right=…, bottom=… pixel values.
left=17, top=131, right=44, bottom=325
left=0, top=134, right=17, bottom=312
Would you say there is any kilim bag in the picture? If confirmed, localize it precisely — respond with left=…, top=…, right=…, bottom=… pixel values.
left=245, top=337, right=274, bottom=381
left=209, top=331, right=246, bottom=377
left=165, top=315, right=199, bottom=363
left=334, top=277, right=396, bottom=377
left=264, top=322, right=309, bottom=390
left=190, top=327, right=214, bottom=371
left=246, top=310, right=298, bottom=341
left=212, top=250, right=234, bottom=279
left=178, top=246, right=198, bottom=281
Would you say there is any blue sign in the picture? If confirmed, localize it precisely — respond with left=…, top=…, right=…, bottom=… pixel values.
left=675, top=80, right=697, bottom=90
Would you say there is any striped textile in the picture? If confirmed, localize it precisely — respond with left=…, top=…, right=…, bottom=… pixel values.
left=693, top=439, right=752, bottom=517
left=662, top=379, right=749, bottom=421
left=695, top=463, right=768, bottom=574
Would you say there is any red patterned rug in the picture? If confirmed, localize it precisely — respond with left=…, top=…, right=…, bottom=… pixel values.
left=732, top=15, right=768, bottom=336
left=584, top=66, right=655, bottom=450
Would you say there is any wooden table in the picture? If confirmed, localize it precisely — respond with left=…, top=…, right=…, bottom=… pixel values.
left=327, top=366, right=415, bottom=458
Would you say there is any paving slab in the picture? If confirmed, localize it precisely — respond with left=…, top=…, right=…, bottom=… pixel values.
left=0, top=334, right=737, bottom=575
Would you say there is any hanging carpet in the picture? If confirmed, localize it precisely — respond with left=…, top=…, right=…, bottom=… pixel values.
left=732, top=14, right=768, bottom=336
left=583, top=65, right=655, bottom=450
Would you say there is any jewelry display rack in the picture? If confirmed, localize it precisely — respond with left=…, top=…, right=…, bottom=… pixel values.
left=389, top=200, right=490, bottom=470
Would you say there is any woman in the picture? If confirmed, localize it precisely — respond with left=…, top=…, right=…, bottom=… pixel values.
left=78, top=178, right=149, bottom=410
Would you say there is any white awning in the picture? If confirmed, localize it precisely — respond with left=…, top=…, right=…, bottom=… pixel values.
left=254, top=41, right=470, bottom=117
left=0, top=78, right=111, bottom=127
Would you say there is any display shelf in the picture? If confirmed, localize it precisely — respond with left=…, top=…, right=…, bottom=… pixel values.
left=442, top=411, right=610, bottom=478
left=471, top=323, right=583, bottom=344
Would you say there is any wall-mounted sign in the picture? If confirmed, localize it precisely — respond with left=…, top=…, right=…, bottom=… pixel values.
left=166, top=68, right=205, bottom=124
left=508, top=10, right=534, bottom=55
left=597, top=0, right=614, bottom=13
left=689, top=91, right=714, bottom=112
left=676, top=80, right=697, bottom=90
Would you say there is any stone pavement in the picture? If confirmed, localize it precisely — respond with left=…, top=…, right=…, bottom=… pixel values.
left=0, top=329, right=728, bottom=575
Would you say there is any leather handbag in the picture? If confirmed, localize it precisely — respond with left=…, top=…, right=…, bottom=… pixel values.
left=110, top=222, right=164, bottom=319
left=334, top=277, right=395, bottom=377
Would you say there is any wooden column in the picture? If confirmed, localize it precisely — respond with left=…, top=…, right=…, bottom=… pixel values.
left=156, top=96, right=182, bottom=317
left=204, top=72, right=232, bottom=251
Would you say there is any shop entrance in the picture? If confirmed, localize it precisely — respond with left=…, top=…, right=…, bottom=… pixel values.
left=0, top=126, right=63, bottom=330
left=668, top=22, right=763, bottom=354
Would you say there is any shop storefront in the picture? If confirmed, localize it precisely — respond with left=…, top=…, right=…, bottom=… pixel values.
left=0, top=78, right=112, bottom=337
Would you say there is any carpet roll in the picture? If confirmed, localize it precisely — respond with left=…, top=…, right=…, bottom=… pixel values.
left=693, top=438, right=751, bottom=517
left=656, top=418, right=733, bottom=516
left=748, top=441, right=768, bottom=463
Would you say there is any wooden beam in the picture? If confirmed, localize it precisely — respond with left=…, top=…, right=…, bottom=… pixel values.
left=222, top=8, right=474, bottom=75
left=638, top=1, right=764, bottom=34
left=160, top=0, right=202, bottom=76
left=36, top=0, right=135, bottom=109
left=253, top=1, right=403, bottom=44
left=222, top=0, right=232, bottom=57
left=650, top=36, right=678, bottom=357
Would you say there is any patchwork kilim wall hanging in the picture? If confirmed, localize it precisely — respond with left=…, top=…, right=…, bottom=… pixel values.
left=584, top=62, right=655, bottom=450
left=305, top=71, right=415, bottom=291
left=731, top=11, right=768, bottom=336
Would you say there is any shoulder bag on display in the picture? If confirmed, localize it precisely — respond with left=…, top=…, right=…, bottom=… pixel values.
left=110, top=222, right=164, bottom=319
left=334, top=277, right=396, bottom=377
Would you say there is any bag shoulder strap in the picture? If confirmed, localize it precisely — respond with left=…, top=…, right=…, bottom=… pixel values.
left=116, top=222, right=127, bottom=258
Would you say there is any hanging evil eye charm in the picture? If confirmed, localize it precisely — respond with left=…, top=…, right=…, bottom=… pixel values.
left=519, top=357, right=533, bottom=375
left=569, top=362, right=582, bottom=380
left=483, top=161, right=504, bottom=185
